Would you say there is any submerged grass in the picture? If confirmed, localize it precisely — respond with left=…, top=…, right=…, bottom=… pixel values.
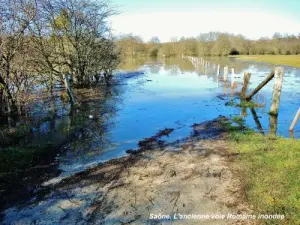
left=234, top=55, right=300, bottom=68
left=226, top=99, right=263, bottom=109
left=227, top=128, right=300, bottom=224
left=0, top=144, right=56, bottom=175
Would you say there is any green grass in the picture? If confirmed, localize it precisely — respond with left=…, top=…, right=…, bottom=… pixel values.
left=226, top=99, right=264, bottom=109
left=0, top=143, right=56, bottom=176
left=228, top=131, right=300, bottom=225
left=234, top=55, right=300, bottom=68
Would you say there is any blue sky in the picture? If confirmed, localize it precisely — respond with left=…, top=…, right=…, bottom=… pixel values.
left=109, top=0, right=300, bottom=42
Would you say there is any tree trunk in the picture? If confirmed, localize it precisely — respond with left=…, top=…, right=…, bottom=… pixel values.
left=63, top=73, right=76, bottom=106
left=0, top=76, right=17, bottom=115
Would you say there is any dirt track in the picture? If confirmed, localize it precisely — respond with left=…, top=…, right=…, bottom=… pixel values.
left=3, top=118, right=252, bottom=224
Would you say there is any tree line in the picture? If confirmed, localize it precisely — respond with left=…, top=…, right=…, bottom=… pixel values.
left=0, top=0, right=120, bottom=117
left=116, top=32, right=300, bottom=58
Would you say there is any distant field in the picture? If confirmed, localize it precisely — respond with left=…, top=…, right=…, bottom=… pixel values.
left=233, top=55, right=300, bottom=68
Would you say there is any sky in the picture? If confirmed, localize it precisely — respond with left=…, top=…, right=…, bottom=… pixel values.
left=108, top=0, right=300, bottom=42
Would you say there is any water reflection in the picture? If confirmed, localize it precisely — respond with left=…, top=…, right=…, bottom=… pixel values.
left=118, top=57, right=147, bottom=71
left=250, top=108, right=265, bottom=135
left=164, top=57, right=195, bottom=73
left=2, top=56, right=300, bottom=213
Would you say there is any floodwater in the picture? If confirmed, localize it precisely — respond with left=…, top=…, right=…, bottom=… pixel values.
left=56, top=57, right=300, bottom=179
left=1, top=57, right=300, bottom=223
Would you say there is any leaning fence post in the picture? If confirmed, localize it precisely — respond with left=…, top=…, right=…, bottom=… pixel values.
left=289, top=108, right=300, bottom=131
left=224, top=66, right=228, bottom=81
left=269, top=67, right=284, bottom=115
left=241, top=72, right=251, bottom=99
left=246, top=71, right=275, bottom=101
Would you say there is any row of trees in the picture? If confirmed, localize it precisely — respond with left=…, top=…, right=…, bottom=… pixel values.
left=0, top=0, right=120, bottom=117
left=116, top=32, right=300, bottom=58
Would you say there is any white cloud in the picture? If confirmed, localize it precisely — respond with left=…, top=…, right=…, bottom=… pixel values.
left=109, top=11, right=300, bottom=42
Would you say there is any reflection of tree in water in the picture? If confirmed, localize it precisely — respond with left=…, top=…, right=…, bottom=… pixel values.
left=118, top=57, right=147, bottom=71
left=163, top=59, right=178, bottom=75
left=200, top=57, right=271, bottom=74
left=147, top=58, right=162, bottom=74
left=59, top=86, right=123, bottom=163
left=119, top=57, right=200, bottom=75
left=177, top=59, right=196, bottom=73
left=163, top=58, right=195, bottom=74
left=148, top=63, right=161, bottom=74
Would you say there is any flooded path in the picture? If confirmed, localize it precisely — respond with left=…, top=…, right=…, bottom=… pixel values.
left=1, top=57, right=300, bottom=223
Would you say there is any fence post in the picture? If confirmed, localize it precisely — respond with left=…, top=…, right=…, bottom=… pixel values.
left=217, top=65, right=220, bottom=76
left=246, top=71, right=275, bottom=101
left=289, top=108, right=300, bottom=131
left=241, top=72, right=251, bottom=99
left=269, top=114, right=278, bottom=136
left=224, top=66, right=228, bottom=81
left=231, top=76, right=235, bottom=88
left=230, top=68, right=235, bottom=88
left=270, top=67, right=284, bottom=115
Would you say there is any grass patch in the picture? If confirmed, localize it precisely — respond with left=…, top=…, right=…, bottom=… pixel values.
left=0, top=124, right=32, bottom=146
left=233, top=55, right=300, bottom=68
left=228, top=131, right=300, bottom=224
left=218, top=116, right=247, bottom=132
left=226, top=99, right=264, bottom=109
left=0, top=143, right=56, bottom=176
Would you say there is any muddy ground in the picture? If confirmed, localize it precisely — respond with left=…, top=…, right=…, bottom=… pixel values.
left=3, top=117, right=253, bottom=224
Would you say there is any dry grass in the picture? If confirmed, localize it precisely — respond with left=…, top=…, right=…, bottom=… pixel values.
left=234, top=55, right=300, bottom=68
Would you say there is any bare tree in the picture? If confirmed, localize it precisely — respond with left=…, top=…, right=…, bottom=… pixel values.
left=0, top=0, right=36, bottom=116
left=0, top=0, right=120, bottom=116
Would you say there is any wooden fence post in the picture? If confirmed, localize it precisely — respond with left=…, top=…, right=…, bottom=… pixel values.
left=270, top=67, right=284, bottom=115
left=246, top=71, right=275, bottom=101
left=241, top=72, right=251, bottom=99
left=217, top=65, right=220, bottom=76
left=231, top=76, right=235, bottom=88
left=231, top=68, right=235, bottom=88
left=224, top=66, right=228, bottom=81
left=251, top=108, right=264, bottom=134
left=269, top=114, right=278, bottom=136
left=289, top=108, right=300, bottom=131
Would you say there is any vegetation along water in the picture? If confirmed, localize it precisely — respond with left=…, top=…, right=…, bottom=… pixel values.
left=0, top=0, right=300, bottom=224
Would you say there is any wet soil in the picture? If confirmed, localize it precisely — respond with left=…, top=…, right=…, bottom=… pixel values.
left=3, top=117, right=252, bottom=225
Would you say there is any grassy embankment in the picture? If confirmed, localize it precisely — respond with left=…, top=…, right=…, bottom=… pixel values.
left=234, top=55, right=300, bottom=68
left=223, top=119, right=300, bottom=225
